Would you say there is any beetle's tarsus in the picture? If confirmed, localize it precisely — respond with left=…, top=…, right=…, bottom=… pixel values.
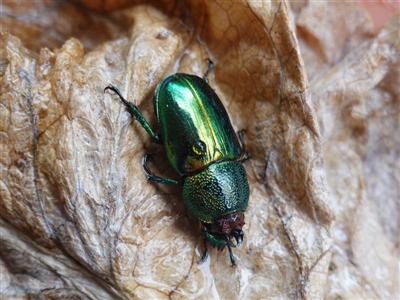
left=203, top=59, right=214, bottom=83
left=104, top=84, right=131, bottom=107
left=105, top=84, right=160, bottom=142
left=227, top=244, right=236, bottom=266
left=198, top=236, right=209, bottom=264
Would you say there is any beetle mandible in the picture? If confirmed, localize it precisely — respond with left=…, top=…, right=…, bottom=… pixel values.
left=105, top=60, right=250, bottom=265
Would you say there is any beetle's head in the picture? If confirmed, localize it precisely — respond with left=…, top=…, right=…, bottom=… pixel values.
left=214, top=211, right=245, bottom=245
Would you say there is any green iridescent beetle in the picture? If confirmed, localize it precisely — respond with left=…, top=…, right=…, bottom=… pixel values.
left=105, top=60, right=249, bottom=265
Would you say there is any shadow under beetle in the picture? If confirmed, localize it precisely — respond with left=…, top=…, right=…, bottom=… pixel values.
left=105, top=60, right=250, bottom=266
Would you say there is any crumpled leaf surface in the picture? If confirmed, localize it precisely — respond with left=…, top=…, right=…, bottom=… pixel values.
left=295, top=2, right=399, bottom=298
left=0, top=0, right=398, bottom=299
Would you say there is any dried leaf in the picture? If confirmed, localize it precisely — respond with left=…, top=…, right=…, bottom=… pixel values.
left=295, top=1, right=399, bottom=298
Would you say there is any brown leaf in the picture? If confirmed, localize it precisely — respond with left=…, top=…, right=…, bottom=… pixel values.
left=296, top=1, right=399, bottom=299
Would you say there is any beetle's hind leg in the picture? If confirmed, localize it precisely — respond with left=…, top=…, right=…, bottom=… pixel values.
left=105, top=84, right=161, bottom=144
left=142, top=154, right=180, bottom=185
left=237, top=130, right=250, bottom=162
left=202, top=59, right=214, bottom=83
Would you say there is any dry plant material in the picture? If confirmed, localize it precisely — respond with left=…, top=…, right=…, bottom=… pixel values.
left=0, top=0, right=398, bottom=299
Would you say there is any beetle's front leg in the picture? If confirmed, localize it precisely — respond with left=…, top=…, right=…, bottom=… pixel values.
left=198, top=235, right=209, bottom=264
left=105, top=85, right=162, bottom=144
left=200, top=223, right=237, bottom=266
left=142, top=154, right=180, bottom=185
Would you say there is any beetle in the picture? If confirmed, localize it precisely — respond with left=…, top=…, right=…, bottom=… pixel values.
left=105, top=60, right=249, bottom=265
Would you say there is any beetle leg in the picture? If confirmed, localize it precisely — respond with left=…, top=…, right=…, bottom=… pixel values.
left=237, top=130, right=250, bottom=162
left=202, top=59, right=214, bottom=83
left=202, top=224, right=227, bottom=250
left=203, top=231, right=227, bottom=249
left=227, top=243, right=236, bottom=266
left=142, top=154, right=180, bottom=185
left=105, top=84, right=162, bottom=144
left=200, top=223, right=237, bottom=266
left=225, top=235, right=237, bottom=248
left=198, top=224, right=212, bottom=264
left=198, top=236, right=209, bottom=264
left=203, top=231, right=236, bottom=249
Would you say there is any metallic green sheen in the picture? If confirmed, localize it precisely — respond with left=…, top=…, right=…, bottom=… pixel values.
left=155, top=74, right=242, bottom=175
left=105, top=66, right=250, bottom=265
left=182, top=161, right=249, bottom=223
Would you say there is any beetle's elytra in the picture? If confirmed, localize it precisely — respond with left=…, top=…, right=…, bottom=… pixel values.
left=105, top=60, right=250, bottom=265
